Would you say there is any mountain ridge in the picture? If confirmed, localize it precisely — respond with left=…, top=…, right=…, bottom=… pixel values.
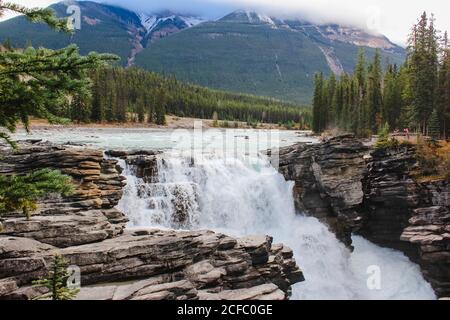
left=0, top=1, right=406, bottom=103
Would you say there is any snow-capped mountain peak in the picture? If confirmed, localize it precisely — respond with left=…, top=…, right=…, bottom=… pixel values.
left=138, top=12, right=206, bottom=34
left=138, top=13, right=158, bottom=33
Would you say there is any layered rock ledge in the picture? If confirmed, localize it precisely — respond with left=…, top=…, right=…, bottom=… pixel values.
left=277, top=134, right=369, bottom=247
left=0, top=230, right=303, bottom=300
left=0, top=141, right=303, bottom=300
left=0, top=141, right=128, bottom=247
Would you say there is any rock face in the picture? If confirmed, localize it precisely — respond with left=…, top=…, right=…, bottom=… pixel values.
left=359, top=146, right=420, bottom=256
left=0, top=141, right=128, bottom=247
left=0, top=230, right=303, bottom=300
left=0, top=141, right=303, bottom=300
left=277, top=135, right=450, bottom=298
left=401, top=185, right=450, bottom=298
left=278, top=135, right=369, bottom=247
left=360, top=148, right=449, bottom=297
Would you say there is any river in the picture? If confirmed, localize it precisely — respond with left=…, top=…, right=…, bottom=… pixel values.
left=13, top=127, right=436, bottom=300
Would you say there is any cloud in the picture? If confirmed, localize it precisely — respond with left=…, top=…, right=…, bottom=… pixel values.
left=99, top=0, right=449, bottom=45
left=3, top=0, right=450, bottom=46
left=102, top=0, right=376, bottom=25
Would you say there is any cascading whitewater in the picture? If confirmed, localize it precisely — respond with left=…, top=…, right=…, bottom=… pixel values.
left=117, top=154, right=436, bottom=300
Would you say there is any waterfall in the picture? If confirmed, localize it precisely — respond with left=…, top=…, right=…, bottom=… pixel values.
left=117, top=154, right=436, bottom=300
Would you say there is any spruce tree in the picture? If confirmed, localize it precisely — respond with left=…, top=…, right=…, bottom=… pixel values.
left=438, top=32, right=450, bottom=139
left=0, top=4, right=118, bottom=145
left=408, top=12, right=439, bottom=134
left=0, top=2, right=71, bottom=32
left=154, top=87, right=167, bottom=125
left=70, top=93, right=91, bottom=123
left=312, top=72, right=324, bottom=133
left=327, top=73, right=337, bottom=127
left=313, top=13, right=448, bottom=139
left=33, top=255, right=79, bottom=300
left=0, top=169, right=74, bottom=219
left=428, top=108, right=441, bottom=139
left=383, top=65, right=403, bottom=130
left=356, top=49, right=367, bottom=133
left=375, top=122, right=394, bottom=150
left=136, top=95, right=146, bottom=123
left=367, top=50, right=383, bottom=133
left=0, top=4, right=114, bottom=220
left=355, top=48, right=367, bottom=88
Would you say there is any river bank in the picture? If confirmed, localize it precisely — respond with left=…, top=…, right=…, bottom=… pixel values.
left=22, top=117, right=301, bottom=131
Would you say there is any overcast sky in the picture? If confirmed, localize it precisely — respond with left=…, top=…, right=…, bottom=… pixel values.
left=2, top=0, right=450, bottom=46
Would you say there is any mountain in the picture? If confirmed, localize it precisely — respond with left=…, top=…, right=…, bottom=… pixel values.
left=0, top=1, right=142, bottom=65
left=0, top=1, right=204, bottom=66
left=135, top=10, right=405, bottom=103
left=0, top=3, right=406, bottom=104
left=138, top=11, right=205, bottom=44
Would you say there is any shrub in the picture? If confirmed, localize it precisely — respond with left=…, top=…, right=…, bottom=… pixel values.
left=414, top=138, right=450, bottom=180
left=375, top=122, right=399, bottom=150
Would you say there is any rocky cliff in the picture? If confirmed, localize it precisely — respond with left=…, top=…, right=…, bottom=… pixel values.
left=0, top=141, right=303, bottom=300
left=278, top=135, right=369, bottom=248
left=277, top=135, right=450, bottom=298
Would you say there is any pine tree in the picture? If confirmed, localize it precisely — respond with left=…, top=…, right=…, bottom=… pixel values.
left=408, top=12, right=439, bottom=134
left=367, top=50, right=383, bottom=133
left=375, top=122, right=389, bottom=149
left=326, top=73, right=336, bottom=127
left=355, top=48, right=367, bottom=88
left=332, top=80, right=343, bottom=126
left=312, top=72, right=324, bottom=133
left=348, top=49, right=368, bottom=135
left=70, top=93, right=91, bottom=123
left=315, top=13, right=448, bottom=139
left=438, top=32, right=450, bottom=139
left=0, top=169, right=74, bottom=219
left=154, top=87, right=167, bottom=125
left=428, top=108, right=441, bottom=139
left=136, top=95, right=145, bottom=123
left=383, top=65, right=403, bottom=130
left=0, top=2, right=71, bottom=32
left=0, top=5, right=118, bottom=146
left=33, top=255, right=79, bottom=300
left=90, top=70, right=104, bottom=122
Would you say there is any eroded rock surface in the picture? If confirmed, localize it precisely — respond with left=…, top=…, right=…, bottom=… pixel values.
left=277, top=134, right=369, bottom=247
left=401, top=198, right=450, bottom=297
left=359, top=146, right=420, bottom=255
left=276, top=135, right=449, bottom=298
left=0, top=141, right=303, bottom=300
left=0, top=230, right=303, bottom=300
left=0, top=141, right=128, bottom=247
